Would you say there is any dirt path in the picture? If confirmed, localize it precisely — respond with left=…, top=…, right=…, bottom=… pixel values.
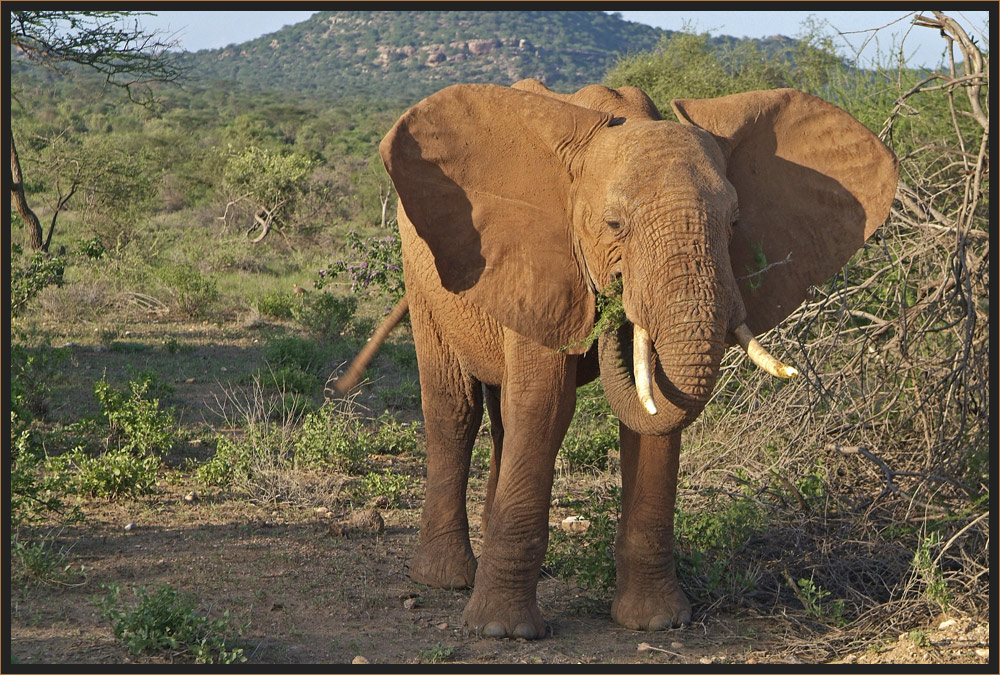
left=9, top=477, right=988, bottom=666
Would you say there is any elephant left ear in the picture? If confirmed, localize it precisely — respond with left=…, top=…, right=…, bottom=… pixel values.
left=671, top=89, right=899, bottom=335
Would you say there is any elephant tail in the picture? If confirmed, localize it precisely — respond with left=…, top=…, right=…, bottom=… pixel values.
left=332, top=296, right=409, bottom=395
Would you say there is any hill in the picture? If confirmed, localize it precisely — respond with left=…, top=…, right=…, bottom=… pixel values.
left=177, top=10, right=667, bottom=101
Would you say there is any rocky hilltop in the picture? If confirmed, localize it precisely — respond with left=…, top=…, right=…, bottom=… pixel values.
left=180, top=10, right=665, bottom=102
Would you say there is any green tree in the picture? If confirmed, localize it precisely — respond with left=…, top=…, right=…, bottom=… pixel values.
left=603, top=30, right=788, bottom=110
left=9, top=11, right=184, bottom=251
left=220, top=145, right=316, bottom=243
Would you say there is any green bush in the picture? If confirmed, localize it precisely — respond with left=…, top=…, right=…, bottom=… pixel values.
left=262, top=335, right=325, bottom=372
left=265, top=365, right=321, bottom=397
left=10, top=415, right=83, bottom=584
left=96, top=583, right=245, bottom=664
left=10, top=417, right=81, bottom=532
left=10, top=340, right=69, bottom=423
left=157, top=263, right=219, bottom=318
left=559, top=381, right=617, bottom=473
left=355, top=470, right=413, bottom=506
left=94, top=377, right=176, bottom=456
left=292, top=291, right=359, bottom=339
left=674, top=486, right=764, bottom=599
left=295, top=409, right=419, bottom=474
left=59, top=446, right=161, bottom=500
left=255, top=290, right=295, bottom=319
left=48, top=376, right=176, bottom=500
left=257, top=335, right=329, bottom=398
left=604, top=31, right=786, bottom=110
left=544, top=486, right=620, bottom=595
left=10, top=245, right=66, bottom=319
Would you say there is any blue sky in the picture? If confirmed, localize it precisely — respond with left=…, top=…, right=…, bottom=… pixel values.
left=139, top=10, right=990, bottom=69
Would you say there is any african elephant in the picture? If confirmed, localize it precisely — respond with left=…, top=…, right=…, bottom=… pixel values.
left=336, top=80, right=897, bottom=638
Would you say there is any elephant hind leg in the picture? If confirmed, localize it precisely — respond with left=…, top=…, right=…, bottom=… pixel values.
left=408, top=303, right=482, bottom=589
left=481, top=384, right=503, bottom=536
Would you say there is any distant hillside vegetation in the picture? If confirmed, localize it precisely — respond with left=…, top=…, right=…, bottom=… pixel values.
left=177, top=10, right=667, bottom=101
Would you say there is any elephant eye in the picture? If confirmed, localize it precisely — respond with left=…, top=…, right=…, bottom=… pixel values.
left=606, top=220, right=622, bottom=231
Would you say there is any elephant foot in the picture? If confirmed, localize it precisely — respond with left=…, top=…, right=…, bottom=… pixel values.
left=611, top=578, right=692, bottom=631
left=462, top=587, right=548, bottom=640
left=409, top=538, right=477, bottom=589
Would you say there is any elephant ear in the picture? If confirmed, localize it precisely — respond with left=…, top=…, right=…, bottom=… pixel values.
left=380, top=84, right=613, bottom=352
left=671, top=88, right=898, bottom=335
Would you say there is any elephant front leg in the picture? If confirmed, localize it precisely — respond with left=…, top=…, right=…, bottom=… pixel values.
left=611, top=426, right=692, bottom=631
left=408, top=312, right=483, bottom=589
left=463, top=334, right=577, bottom=639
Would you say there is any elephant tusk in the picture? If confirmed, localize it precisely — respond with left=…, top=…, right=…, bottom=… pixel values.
left=633, top=325, right=658, bottom=415
left=733, top=324, right=799, bottom=379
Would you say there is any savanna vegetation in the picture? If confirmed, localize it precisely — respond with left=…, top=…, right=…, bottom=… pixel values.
left=9, top=10, right=988, bottom=665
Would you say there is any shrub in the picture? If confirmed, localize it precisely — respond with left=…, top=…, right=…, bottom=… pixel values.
left=10, top=340, right=69, bottom=423
left=559, top=381, right=617, bottom=473
left=544, top=486, right=620, bottom=595
left=94, top=377, right=176, bottom=456
left=355, top=470, right=413, bottom=507
left=10, top=245, right=66, bottom=319
left=291, top=291, right=359, bottom=339
left=318, top=227, right=405, bottom=303
left=157, top=263, right=219, bottom=318
left=95, top=583, right=245, bottom=664
left=255, top=290, right=295, bottom=319
left=262, top=335, right=325, bottom=372
left=49, top=376, right=176, bottom=500
left=10, top=415, right=83, bottom=584
left=59, top=446, right=161, bottom=500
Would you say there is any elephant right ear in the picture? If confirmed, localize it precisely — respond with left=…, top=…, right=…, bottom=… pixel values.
left=380, top=84, right=613, bottom=351
left=671, top=89, right=898, bottom=335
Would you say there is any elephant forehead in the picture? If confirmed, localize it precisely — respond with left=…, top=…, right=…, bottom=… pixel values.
left=603, top=122, right=731, bottom=198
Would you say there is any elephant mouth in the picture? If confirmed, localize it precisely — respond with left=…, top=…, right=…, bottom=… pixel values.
left=599, top=317, right=798, bottom=433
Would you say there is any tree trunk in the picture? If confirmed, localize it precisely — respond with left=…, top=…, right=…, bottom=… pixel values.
left=10, top=134, right=45, bottom=251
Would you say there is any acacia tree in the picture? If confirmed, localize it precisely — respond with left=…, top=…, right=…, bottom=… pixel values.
left=9, top=11, right=185, bottom=251
left=219, top=145, right=315, bottom=244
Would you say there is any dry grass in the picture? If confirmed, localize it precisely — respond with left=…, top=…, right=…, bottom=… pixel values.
left=680, top=14, right=989, bottom=653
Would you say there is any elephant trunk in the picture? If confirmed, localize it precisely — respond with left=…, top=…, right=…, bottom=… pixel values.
left=599, top=316, right=799, bottom=435
left=599, top=298, right=726, bottom=436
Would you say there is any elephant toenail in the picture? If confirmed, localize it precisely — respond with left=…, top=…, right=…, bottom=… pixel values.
left=647, top=614, right=673, bottom=631
left=482, top=621, right=507, bottom=638
left=512, top=623, right=536, bottom=639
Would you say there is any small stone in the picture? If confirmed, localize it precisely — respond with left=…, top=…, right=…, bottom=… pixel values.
left=975, top=648, right=989, bottom=659
left=637, top=642, right=653, bottom=653
left=124, top=522, right=136, bottom=532
left=185, top=378, right=195, bottom=383
left=184, top=491, right=198, bottom=503
left=560, top=516, right=591, bottom=533
left=350, top=508, right=385, bottom=534
left=699, top=657, right=714, bottom=665
left=314, top=506, right=329, bottom=515
left=436, top=622, right=448, bottom=630
left=671, top=641, right=684, bottom=649
left=352, top=656, right=369, bottom=664
left=938, top=618, right=958, bottom=631
left=368, top=494, right=391, bottom=509
left=403, top=597, right=422, bottom=610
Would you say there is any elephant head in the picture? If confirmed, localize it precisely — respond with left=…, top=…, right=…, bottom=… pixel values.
left=380, top=84, right=897, bottom=435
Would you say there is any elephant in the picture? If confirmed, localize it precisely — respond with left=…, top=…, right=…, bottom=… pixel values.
left=334, top=79, right=898, bottom=639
